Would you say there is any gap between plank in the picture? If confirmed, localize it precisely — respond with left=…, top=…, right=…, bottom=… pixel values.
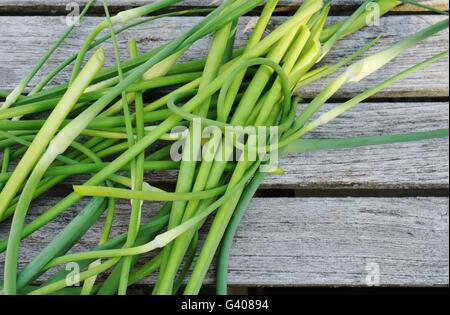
left=42, top=184, right=450, bottom=198
left=0, top=4, right=448, bottom=17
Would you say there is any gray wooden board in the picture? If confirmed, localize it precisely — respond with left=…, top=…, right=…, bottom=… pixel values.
left=0, top=197, right=448, bottom=286
left=0, top=15, right=448, bottom=98
left=38, top=101, right=447, bottom=189
left=0, top=1, right=448, bottom=291
left=0, top=0, right=448, bottom=12
left=271, top=101, right=449, bottom=189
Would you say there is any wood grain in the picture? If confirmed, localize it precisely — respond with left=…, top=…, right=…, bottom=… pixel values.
left=0, top=197, right=448, bottom=287
left=271, top=102, right=449, bottom=189
left=48, top=102, right=447, bottom=189
left=0, top=15, right=448, bottom=98
left=151, top=101, right=450, bottom=189
left=0, top=0, right=448, bottom=291
left=0, top=0, right=448, bottom=13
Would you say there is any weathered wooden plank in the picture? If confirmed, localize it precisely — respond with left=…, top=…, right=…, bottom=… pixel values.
left=160, top=102, right=448, bottom=189
left=47, top=101, right=447, bottom=189
left=269, top=102, right=449, bottom=189
left=0, top=197, right=448, bottom=287
left=1, top=103, right=448, bottom=189
left=1, top=102, right=448, bottom=189
left=0, top=15, right=448, bottom=98
left=0, top=0, right=447, bottom=13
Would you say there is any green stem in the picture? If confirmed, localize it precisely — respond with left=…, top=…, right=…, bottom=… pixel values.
left=73, top=185, right=228, bottom=202
left=1, top=0, right=96, bottom=109
left=31, top=8, right=213, bottom=94
left=118, top=38, right=146, bottom=295
left=15, top=197, right=106, bottom=290
left=2, top=50, right=106, bottom=294
left=217, top=172, right=267, bottom=295
left=156, top=8, right=236, bottom=294
left=0, top=49, right=105, bottom=221
left=283, top=129, right=449, bottom=154
left=70, top=0, right=186, bottom=82
left=44, top=163, right=259, bottom=269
